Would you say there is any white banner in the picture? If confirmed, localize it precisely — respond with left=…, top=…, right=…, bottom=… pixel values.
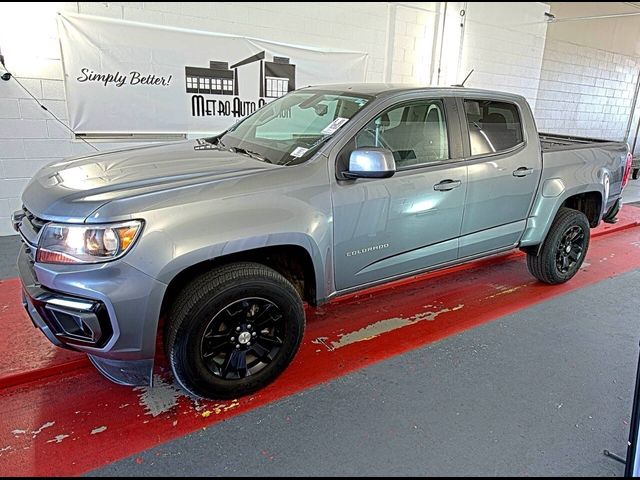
left=57, top=13, right=368, bottom=136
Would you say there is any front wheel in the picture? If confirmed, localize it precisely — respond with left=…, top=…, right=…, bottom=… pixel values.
left=526, top=207, right=590, bottom=284
left=165, top=262, right=305, bottom=399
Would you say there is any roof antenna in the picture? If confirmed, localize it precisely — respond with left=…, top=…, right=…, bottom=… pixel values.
left=453, top=69, right=474, bottom=87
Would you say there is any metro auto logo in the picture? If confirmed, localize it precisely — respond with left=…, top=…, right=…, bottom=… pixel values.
left=185, top=51, right=296, bottom=118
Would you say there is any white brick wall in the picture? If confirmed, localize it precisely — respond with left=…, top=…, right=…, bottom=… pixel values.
left=453, top=2, right=550, bottom=110
left=389, top=4, right=438, bottom=84
left=0, top=1, right=436, bottom=235
left=535, top=39, right=639, bottom=141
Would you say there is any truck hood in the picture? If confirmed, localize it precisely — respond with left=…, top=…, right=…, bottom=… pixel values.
left=21, top=139, right=277, bottom=221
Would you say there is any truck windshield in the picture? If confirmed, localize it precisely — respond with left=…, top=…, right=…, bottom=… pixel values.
left=216, top=90, right=372, bottom=166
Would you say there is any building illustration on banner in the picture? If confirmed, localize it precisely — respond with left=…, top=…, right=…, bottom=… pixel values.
left=185, top=61, right=234, bottom=95
left=184, top=51, right=296, bottom=98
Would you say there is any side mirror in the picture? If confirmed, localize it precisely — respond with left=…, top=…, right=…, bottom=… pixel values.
left=344, top=148, right=396, bottom=179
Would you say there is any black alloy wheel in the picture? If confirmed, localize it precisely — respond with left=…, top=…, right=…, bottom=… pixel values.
left=555, top=225, right=585, bottom=274
left=200, top=297, right=285, bottom=380
left=526, top=207, right=591, bottom=284
left=165, top=262, right=305, bottom=399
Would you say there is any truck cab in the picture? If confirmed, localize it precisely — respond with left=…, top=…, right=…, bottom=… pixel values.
left=328, top=88, right=544, bottom=291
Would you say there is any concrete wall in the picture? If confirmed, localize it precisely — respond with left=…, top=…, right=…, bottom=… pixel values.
left=452, top=2, right=550, bottom=110
left=546, top=2, right=640, bottom=57
left=535, top=39, right=639, bottom=140
left=388, top=3, right=439, bottom=84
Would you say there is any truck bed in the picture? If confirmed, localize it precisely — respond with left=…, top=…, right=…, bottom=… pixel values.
left=539, top=133, right=616, bottom=152
left=538, top=132, right=629, bottom=217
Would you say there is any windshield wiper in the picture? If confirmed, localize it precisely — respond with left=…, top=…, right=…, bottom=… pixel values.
left=212, top=136, right=225, bottom=148
left=231, top=147, right=272, bottom=164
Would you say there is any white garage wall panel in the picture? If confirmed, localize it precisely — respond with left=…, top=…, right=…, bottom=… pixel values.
left=535, top=41, right=640, bottom=141
left=389, top=4, right=438, bottom=85
left=0, top=1, right=437, bottom=236
left=453, top=2, right=550, bottom=109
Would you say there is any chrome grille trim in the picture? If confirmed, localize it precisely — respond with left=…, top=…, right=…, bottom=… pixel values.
left=17, top=206, right=49, bottom=261
left=23, top=207, right=47, bottom=233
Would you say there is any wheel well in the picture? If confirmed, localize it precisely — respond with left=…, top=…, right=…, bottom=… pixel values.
left=562, top=191, right=602, bottom=227
left=160, top=245, right=318, bottom=320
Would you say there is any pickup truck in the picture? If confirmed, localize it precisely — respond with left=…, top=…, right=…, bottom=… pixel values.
left=13, top=84, right=634, bottom=399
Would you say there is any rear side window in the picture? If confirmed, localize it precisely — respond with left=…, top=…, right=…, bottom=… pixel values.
left=464, top=99, right=524, bottom=155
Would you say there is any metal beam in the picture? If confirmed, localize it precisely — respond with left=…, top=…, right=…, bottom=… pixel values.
left=383, top=3, right=397, bottom=83
left=550, top=11, right=640, bottom=23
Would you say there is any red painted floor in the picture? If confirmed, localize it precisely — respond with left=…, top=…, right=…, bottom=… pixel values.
left=0, top=282, right=87, bottom=389
left=1, top=206, right=639, bottom=476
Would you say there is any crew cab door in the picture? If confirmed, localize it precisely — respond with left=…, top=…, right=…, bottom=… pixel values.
left=456, top=97, right=542, bottom=258
left=331, top=96, right=468, bottom=292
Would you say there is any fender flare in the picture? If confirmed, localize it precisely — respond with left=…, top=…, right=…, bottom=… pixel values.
left=520, top=183, right=604, bottom=251
left=156, top=232, right=329, bottom=302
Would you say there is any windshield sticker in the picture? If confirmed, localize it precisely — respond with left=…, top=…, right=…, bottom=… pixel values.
left=321, top=117, right=349, bottom=135
left=291, top=146, right=309, bottom=158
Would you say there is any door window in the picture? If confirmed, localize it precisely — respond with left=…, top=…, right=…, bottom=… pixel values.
left=464, top=100, right=524, bottom=155
left=354, top=100, right=450, bottom=169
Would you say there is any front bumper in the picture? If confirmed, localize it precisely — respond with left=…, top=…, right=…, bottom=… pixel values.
left=19, top=249, right=112, bottom=349
left=17, top=245, right=166, bottom=386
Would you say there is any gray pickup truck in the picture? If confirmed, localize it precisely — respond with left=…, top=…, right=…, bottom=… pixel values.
left=13, top=84, right=634, bottom=399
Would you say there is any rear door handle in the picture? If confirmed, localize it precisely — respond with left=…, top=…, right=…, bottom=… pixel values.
left=513, top=167, right=534, bottom=177
left=434, top=179, right=462, bottom=191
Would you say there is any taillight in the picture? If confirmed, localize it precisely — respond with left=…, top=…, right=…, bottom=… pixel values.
left=622, top=152, right=633, bottom=189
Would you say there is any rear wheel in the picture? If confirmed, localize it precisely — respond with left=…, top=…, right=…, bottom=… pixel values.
left=165, top=262, right=305, bottom=399
left=526, top=207, right=590, bottom=284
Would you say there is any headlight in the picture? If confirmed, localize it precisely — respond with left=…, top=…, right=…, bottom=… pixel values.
left=36, top=221, right=143, bottom=264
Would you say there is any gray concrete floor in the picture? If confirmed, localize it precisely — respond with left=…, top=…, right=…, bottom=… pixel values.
left=624, top=177, right=640, bottom=204
left=88, top=270, right=640, bottom=477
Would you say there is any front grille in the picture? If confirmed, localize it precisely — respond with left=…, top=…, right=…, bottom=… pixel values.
left=22, top=207, right=47, bottom=233
left=15, top=206, right=48, bottom=261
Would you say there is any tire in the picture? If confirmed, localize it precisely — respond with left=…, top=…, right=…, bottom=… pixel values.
left=526, top=207, right=590, bottom=285
left=165, top=262, right=305, bottom=399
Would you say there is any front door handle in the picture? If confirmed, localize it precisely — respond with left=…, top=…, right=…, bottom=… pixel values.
left=513, top=167, right=534, bottom=177
left=434, top=179, right=462, bottom=191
